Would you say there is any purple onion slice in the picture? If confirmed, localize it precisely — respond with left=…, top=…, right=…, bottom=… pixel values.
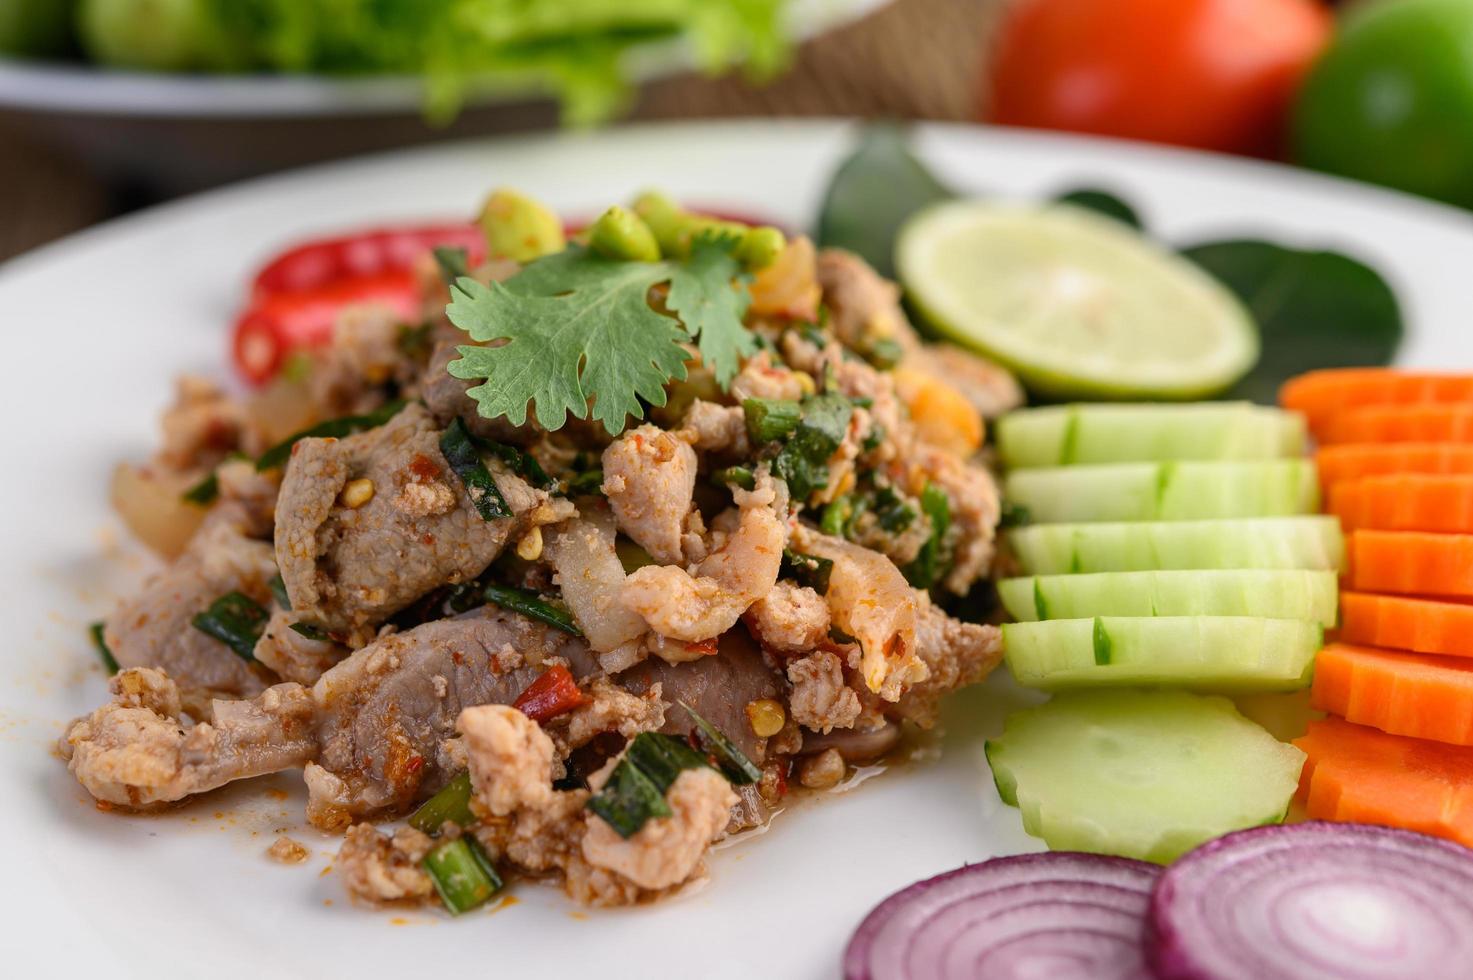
left=843, top=852, right=1161, bottom=980
left=1150, top=821, right=1473, bottom=980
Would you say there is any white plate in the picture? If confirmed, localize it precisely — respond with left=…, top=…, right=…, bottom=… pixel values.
left=3, top=120, right=1472, bottom=980
left=0, top=0, right=888, bottom=117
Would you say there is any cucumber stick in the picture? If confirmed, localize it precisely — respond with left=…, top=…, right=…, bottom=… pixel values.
left=985, top=690, right=1306, bottom=863
left=997, top=403, right=1307, bottom=469
left=998, top=570, right=1338, bottom=627
left=1007, top=517, right=1344, bottom=575
left=1005, top=460, right=1318, bottom=524
left=1002, top=616, right=1321, bottom=691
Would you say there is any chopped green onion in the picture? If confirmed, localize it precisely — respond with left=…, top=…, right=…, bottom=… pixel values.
left=408, top=772, right=476, bottom=835
left=433, top=246, right=470, bottom=285
left=864, top=336, right=905, bottom=370
left=89, top=621, right=119, bottom=675
left=904, top=482, right=953, bottom=590
left=482, top=584, right=582, bottom=636
left=268, top=573, right=291, bottom=610
left=713, top=466, right=756, bottom=491
left=440, top=417, right=513, bottom=520
left=191, top=591, right=269, bottom=661
left=586, top=753, right=672, bottom=839
left=743, top=397, right=803, bottom=444
left=999, top=501, right=1032, bottom=529
left=781, top=549, right=834, bottom=595
left=564, top=468, right=605, bottom=496
left=773, top=393, right=853, bottom=501
left=850, top=395, right=876, bottom=409
left=626, top=731, right=712, bottom=793
left=181, top=470, right=219, bottom=506
left=256, top=399, right=408, bottom=471
left=680, top=701, right=761, bottom=785
left=820, top=495, right=855, bottom=538
left=422, top=836, right=502, bottom=915
left=289, top=622, right=334, bottom=642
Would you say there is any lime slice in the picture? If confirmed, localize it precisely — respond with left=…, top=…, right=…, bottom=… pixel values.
left=897, top=201, right=1258, bottom=399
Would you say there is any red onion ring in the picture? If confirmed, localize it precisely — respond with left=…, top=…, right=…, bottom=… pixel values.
left=1150, top=822, right=1473, bottom=980
left=844, top=852, right=1160, bottom=980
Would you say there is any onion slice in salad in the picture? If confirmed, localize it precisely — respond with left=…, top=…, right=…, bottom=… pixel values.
left=843, top=852, right=1160, bottom=980
left=1150, top=821, right=1473, bottom=980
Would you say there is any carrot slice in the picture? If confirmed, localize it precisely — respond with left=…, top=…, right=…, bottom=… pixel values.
left=1316, top=444, right=1473, bottom=491
left=1330, top=474, right=1473, bottom=532
left=1281, top=370, right=1473, bottom=436
left=1294, top=716, right=1473, bottom=848
left=1347, top=531, right=1473, bottom=597
left=1317, top=404, right=1473, bottom=445
left=1340, top=592, right=1473, bottom=659
left=1312, top=643, right=1473, bottom=745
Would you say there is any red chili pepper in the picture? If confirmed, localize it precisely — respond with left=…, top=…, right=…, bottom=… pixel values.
left=513, top=665, right=588, bottom=724
left=251, top=223, right=485, bottom=298
left=232, top=270, right=421, bottom=385
left=684, top=637, right=720, bottom=658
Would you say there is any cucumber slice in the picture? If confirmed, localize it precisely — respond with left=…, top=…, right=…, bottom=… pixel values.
left=1007, top=517, right=1344, bottom=575
left=1005, top=460, right=1318, bottom=524
left=995, top=403, right=1307, bottom=468
left=985, top=690, right=1305, bottom=862
left=897, top=201, right=1258, bottom=400
left=1002, top=616, right=1321, bottom=692
left=998, top=570, right=1338, bottom=627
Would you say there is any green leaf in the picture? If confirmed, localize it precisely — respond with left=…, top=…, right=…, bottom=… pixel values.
left=446, top=246, right=691, bottom=435
left=1055, top=188, right=1143, bottom=230
left=1183, top=240, right=1403, bottom=404
left=666, top=236, right=756, bottom=386
left=817, top=124, right=953, bottom=278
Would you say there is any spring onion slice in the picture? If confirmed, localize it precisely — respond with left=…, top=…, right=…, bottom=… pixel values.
left=408, top=772, right=476, bottom=836
left=191, top=592, right=269, bottom=661
left=744, top=397, right=804, bottom=443
left=904, top=482, right=953, bottom=589
left=268, top=573, right=291, bottom=610
left=439, top=417, right=513, bottom=520
left=585, top=731, right=713, bottom=839
left=782, top=548, right=834, bottom=595
left=181, top=470, right=220, bottom=506
left=714, top=466, right=756, bottom=491
left=423, top=836, right=502, bottom=915
left=256, top=399, right=408, bottom=471
left=289, top=622, right=334, bottom=643
left=482, top=584, right=582, bottom=636
left=681, top=701, right=761, bottom=785
left=89, top=621, right=119, bottom=675
left=564, top=469, right=605, bottom=496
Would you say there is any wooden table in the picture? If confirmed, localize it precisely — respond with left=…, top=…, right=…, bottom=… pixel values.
left=0, top=0, right=1003, bottom=264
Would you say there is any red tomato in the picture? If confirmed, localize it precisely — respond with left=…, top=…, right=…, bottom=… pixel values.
left=986, top=0, right=1332, bottom=157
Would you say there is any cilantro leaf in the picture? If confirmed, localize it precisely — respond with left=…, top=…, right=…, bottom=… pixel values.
left=446, top=246, right=690, bottom=435
left=665, top=236, right=756, bottom=387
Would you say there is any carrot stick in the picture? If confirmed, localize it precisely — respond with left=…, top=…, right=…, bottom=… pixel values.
left=1312, top=643, right=1473, bottom=745
left=1318, top=405, right=1473, bottom=445
left=1347, top=531, right=1473, bottom=597
left=1281, top=370, right=1473, bottom=436
left=1316, top=444, right=1473, bottom=491
left=1330, top=474, right=1473, bottom=532
left=1339, top=592, right=1473, bottom=660
left=1294, top=716, right=1473, bottom=848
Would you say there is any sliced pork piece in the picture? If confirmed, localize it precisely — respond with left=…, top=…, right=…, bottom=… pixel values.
left=105, top=508, right=276, bottom=697
left=274, top=403, right=542, bottom=635
left=60, top=668, right=316, bottom=809
left=305, top=606, right=600, bottom=829
left=891, top=595, right=1004, bottom=727
left=601, top=424, right=698, bottom=565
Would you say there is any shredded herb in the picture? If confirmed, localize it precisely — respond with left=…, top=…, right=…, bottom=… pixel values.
left=482, top=584, right=582, bottom=635
left=564, top=469, right=606, bottom=496
left=408, top=772, right=476, bottom=835
left=829, top=625, right=860, bottom=645
left=861, top=424, right=886, bottom=454
left=773, top=392, right=853, bottom=501
left=181, top=470, right=219, bottom=506
left=586, top=749, right=674, bottom=838
left=871, top=485, right=917, bottom=533
left=474, top=439, right=553, bottom=489
left=191, top=592, right=269, bottom=661
left=440, top=417, right=513, bottom=520
left=904, top=482, right=953, bottom=590
left=289, top=622, right=334, bottom=643
left=268, top=573, right=291, bottom=610
left=89, top=621, right=119, bottom=675
left=423, top=836, right=502, bottom=915
left=256, top=399, right=408, bottom=471
left=713, top=465, right=756, bottom=491
left=743, top=397, right=802, bottom=444
left=681, top=701, right=761, bottom=785
left=781, top=548, right=834, bottom=595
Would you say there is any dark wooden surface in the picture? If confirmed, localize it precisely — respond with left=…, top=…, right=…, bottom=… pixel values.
left=0, top=0, right=1003, bottom=264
